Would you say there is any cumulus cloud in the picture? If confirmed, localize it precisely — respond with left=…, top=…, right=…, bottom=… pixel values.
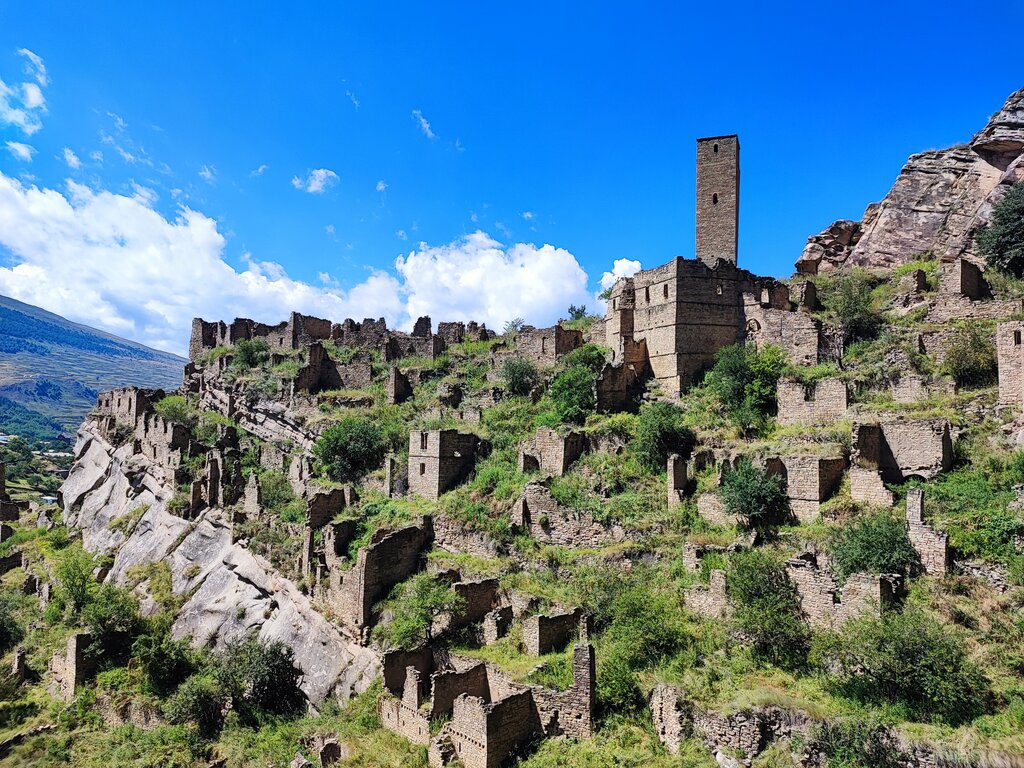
left=0, top=49, right=48, bottom=135
left=520, top=211, right=535, bottom=221
left=395, top=231, right=593, bottom=330
left=6, top=141, right=35, bottom=161
left=0, top=171, right=404, bottom=354
left=198, top=164, right=216, bottom=183
left=375, top=180, right=387, bottom=192
left=249, top=164, right=268, bottom=177
left=599, top=257, right=642, bottom=293
left=396, top=229, right=408, bottom=240
left=291, top=168, right=338, bottom=194
left=411, top=109, right=435, bottom=139
left=89, top=150, right=103, bottom=163
left=62, top=147, right=81, bottom=169
left=346, top=90, right=359, bottom=109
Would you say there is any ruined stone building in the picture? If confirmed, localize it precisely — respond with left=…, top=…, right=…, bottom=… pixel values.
left=408, top=429, right=481, bottom=500
left=696, top=135, right=740, bottom=267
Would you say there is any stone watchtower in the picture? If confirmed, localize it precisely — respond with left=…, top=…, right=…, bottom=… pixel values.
left=695, top=135, right=740, bottom=267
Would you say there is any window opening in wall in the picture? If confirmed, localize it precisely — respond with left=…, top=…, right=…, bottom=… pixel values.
left=541, top=337, right=547, bottom=353
left=712, top=193, right=719, bottom=205
left=420, top=432, right=428, bottom=450
left=645, top=286, right=650, bottom=303
left=419, top=463, right=426, bottom=476
left=663, top=284, right=668, bottom=299
left=713, top=143, right=719, bottom=153
left=1016, top=330, right=1022, bottom=346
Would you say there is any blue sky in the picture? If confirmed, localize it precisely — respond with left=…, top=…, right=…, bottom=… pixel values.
left=1, top=1, right=1022, bottom=354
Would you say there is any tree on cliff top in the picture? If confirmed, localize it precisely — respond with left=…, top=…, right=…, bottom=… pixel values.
left=978, top=182, right=1024, bottom=276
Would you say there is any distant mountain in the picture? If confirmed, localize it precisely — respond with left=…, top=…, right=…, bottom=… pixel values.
left=0, top=294, right=184, bottom=433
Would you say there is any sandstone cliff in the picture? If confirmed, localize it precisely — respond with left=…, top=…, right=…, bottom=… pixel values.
left=61, top=420, right=379, bottom=705
left=797, top=86, right=1024, bottom=273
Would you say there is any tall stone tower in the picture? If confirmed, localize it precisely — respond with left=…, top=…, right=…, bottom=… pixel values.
left=695, top=134, right=740, bottom=267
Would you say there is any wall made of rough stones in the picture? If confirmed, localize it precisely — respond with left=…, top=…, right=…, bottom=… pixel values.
left=432, top=513, right=502, bottom=559
left=511, top=483, right=626, bottom=547
left=431, top=690, right=541, bottom=768
left=518, top=427, right=587, bottom=477
left=905, top=489, right=950, bottom=575
left=849, top=467, right=895, bottom=507
left=743, top=301, right=823, bottom=366
left=514, top=326, right=583, bottom=365
left=782, top=456, right=846, bottom=523
left=684, top=570, right=730, bottom=619
left=998, top=321, right=1024, bottom=406
left=696, top=135, right=739, bottom=267
left=408, top=430, right=480, bottom=500
left=523, top=609, right=581, bottom=655
left=853, top=419, right=953, bottom=482
left=776, top=379, right=848, bottom=426
left=788, top=554, right=899, bottom=629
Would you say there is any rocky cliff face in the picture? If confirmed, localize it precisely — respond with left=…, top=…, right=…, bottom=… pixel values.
left=61, top=421, right=378, bottom=705
left=797, top=87, right=1024, bottom=274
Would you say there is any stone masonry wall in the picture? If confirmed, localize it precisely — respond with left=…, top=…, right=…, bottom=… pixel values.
left=905, top=489, right=950, bottom=575
left=523, top=609, right=581, bottom=655
left=511, top=483, right=626, bottom=548
left=408, top=430, right=480, bottom=500
left=696, top=135, right=740, bottom=267
left=776, top=378, right=848, bottom=426
left=684, top=570, right=730, bottom=619
left=517, top=427, right=587, bottom=477
left=787, top=553, right=900, bottom=629
left=998, top=321, right=1024, bottom=406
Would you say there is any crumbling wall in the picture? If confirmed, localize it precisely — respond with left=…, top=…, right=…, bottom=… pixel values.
left=523, top=609, right=581, bottom=655
left=517, top=427, right=587, bottom=477
left=778, top=455, right=846, bottom=523
left=514, top=325, right=583, bottom=365
left=776, top=378, right=848, bottom=426
left=684, top=570, right=730, bottom=619
left=998, top=321, right=1024, bottom=406
left=787, top=553, right=900, bottom=629
left=511, top=483, right=626, bottom=547
left=852, top=419, right=953, bottom=483
left=743, top=299, right=824, bottom=366
left=408, top=430, right=480, bottom=500
left=905, top=489, right=949, bottom=575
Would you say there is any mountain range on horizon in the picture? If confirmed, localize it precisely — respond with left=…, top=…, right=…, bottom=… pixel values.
left=0, top=293, right=184, bottom=435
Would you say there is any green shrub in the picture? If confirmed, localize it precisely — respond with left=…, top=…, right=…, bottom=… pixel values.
left=83, top=583, right=141, bottom=658
left=942, top=324, right=997, bottom=388
left=167, top=491, right=192, bottom=516
left=0, top=593, right=23, bottom=653
left=258, top=470, right=296, bottom=512
left=217, top=635, right=305, bottom=720
left=164, top=673, right=226, bottom=736
left=728, top=550, right=809, bottom=669
left=133, top=622, right=195, bottom=696
left=154, top=395, right=196, bottom=427
left=314, top=416, right=386, bottom=482
left=56, top=546, right=96, bottom=614
left=232, top=338, right=270, bottom=371
left=718, top=459, right=789, bottom=529
left=819, top=269, right=883, bottom=343
left=567, top=304, right=587, bottom=320
left=502, top=357, right=541, bottom=396
left=829, top=509, right=919, bottom=581
left=560, top=343, right=608, bottom=374
left=547, top=365, right=596, bottom=425
left=814, top=716, right=905, bottom=768
left=633, top=401, right=695, bottom=472
left=705, top=343, right=787, bottom=429
left=811, top=606, right=988, bottom=724
left=978, top=182, right=1024, bottom=276
left=373, top=573, right=466, bottom=649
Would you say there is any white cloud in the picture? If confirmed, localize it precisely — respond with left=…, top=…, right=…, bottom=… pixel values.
left=130, top=182, right=158, bottom=206
left=411, top=109, right=435, bottom=139
left=0, top=171, right=404, bottom=354
left=346, top=90, right=359, bottom=109
left=599, top=258, right=642, bottom=293
left=198, top=165, right=216, bottom=183
left=455, top=138, right=465, bottom=152
left=520, top=211, right=535, bottom=221
left=396, top=231, right=593, bottom=331
left=62, top=147, right=81, bottom=169
left=107, top=111, right=127, bottom=131
left=17, top=49, right=47, bottom=86
left=249, top=164, right=268, bottom=177
left=5, top=141, right=34, bottom=161
left=375, top=180, right=387, bottom=192
left=0, top=50, right=49, bottom=135
left=291, top=168, right=338, bottom=194
left=325, top=224, right=336, bottom=236
left=396, top=229, right=408, bottom=240
left=89, top=150, right=103, bottom=163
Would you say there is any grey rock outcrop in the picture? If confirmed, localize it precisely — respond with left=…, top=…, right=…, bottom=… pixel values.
left=61, top=423, right=379, bottom=705
left=797, top=87, right=1024, bottom=273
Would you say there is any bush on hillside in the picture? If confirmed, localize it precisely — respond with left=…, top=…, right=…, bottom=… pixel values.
left=83, top=583, right=142, bottom=659
left=728, top=550, right=810, bottom=669
left=811, top=607, right=988, bottom=725
left=561, top=343, right=608, bottom=374
left=154, top=395, right=196, bottom=428
left=502, top=357, right=540, bottom=396
left=314, top=416, right=387, bottom=482
left=165, top=673, right=227, bottom=736
left=942, top=324, right=997, bottom=388
left=633, top=401, right=695, bottom=472
left=548, top=365, right=596, bottom=425
left=819, top=269, right=882, bottom=344
left=718, top=458, right=789, bottom=529
left=705, top=343, right=787, bottom=429
left=374, top=573, right=466, bottom=649
left=0, top=593, right=23, bottom=653
left=814, top=716, right=906, bottom=768
left=133, top=622, right=196, bottom=696
left=978, top=182, right=1024, bottom=276
left=56, top=547, right=96, bottom=615
left=232, top=338, right=270, bottom=371
left=829, top=509, right=919, bottom=580
left=218, top=635, right=305, bottom=720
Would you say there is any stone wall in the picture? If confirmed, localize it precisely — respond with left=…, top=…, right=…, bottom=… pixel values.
left=408, top=430, right=481, bottom=500
left=188, top=312, right=333, bottom=361
left=523, top=609, right=581, bottom=655
left=787, top=553, right=900, bottom=629
left=667, top=453, right=690, bottom=509
left=387, top=367, right=413, bottom=404
left=517, top=427, right=587, bottom=477
left=905, top=489, right=950, bottom=575
left=997, top=321, right=1024, bottom=407
left=511, top=483, right=626, bottom=547
left=852, top=419, right=953, bottom=483
left=332, top=519, right=432, bottom=636
left=514, top=325, right=583, bottom=365
left=849, top=467, right=895, bottom=507
left=696, top=135, right=739, bottom=267
left=744, top=299, right=824, bottom=366
left=776, top=455, right=846, bottom=523
left=776, top=378, right=848, bottom=426
left=432, top=514, right=503, bottom=559
left=429, top=690, right=541, bottom=768
left=684, top=570, right=730, bottom=619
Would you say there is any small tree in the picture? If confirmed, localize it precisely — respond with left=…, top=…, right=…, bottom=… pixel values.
left=376, top=573, right=467, bottom=649
left=634, top=401, right=695, bottom=472
left=314, top=416, right=386, bottom=482
left=811, top=607, right=988, bottom=725
left=164, top=673, right=227, bottom=736
left=728, top=550, right=809, bottom=669
left=820, top=269, right=882, bottom=343
left=718, top=458, right=789, bottom=529
left=705, top=343, right=787, bottom=429
left=567, top=304, right=588, bottom=320
left=502, top=357, right=540, bottom=396
left=977, top=182, right=1024, bottom=276
left=0, top=594, right=23, bottom=653
left=548, top=365, right=596, bottom=425
left=561, top=343, right=608, bottom=374
left=942, top=324, right=997, bottom=388
left=232, top=338, right=270, bottom=371
left=218, top=635, right=305, bottom=719
left=154, top=395, right=196, bottom=428
left=83, top=583, right=141, bottom=659
left=503, top=317, right=525, bottom=334
left=133, top=622, right=195, bottom=696
left=829, top=509, right=919, bottom=580
left=56, top=547, right=95, bottom=614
